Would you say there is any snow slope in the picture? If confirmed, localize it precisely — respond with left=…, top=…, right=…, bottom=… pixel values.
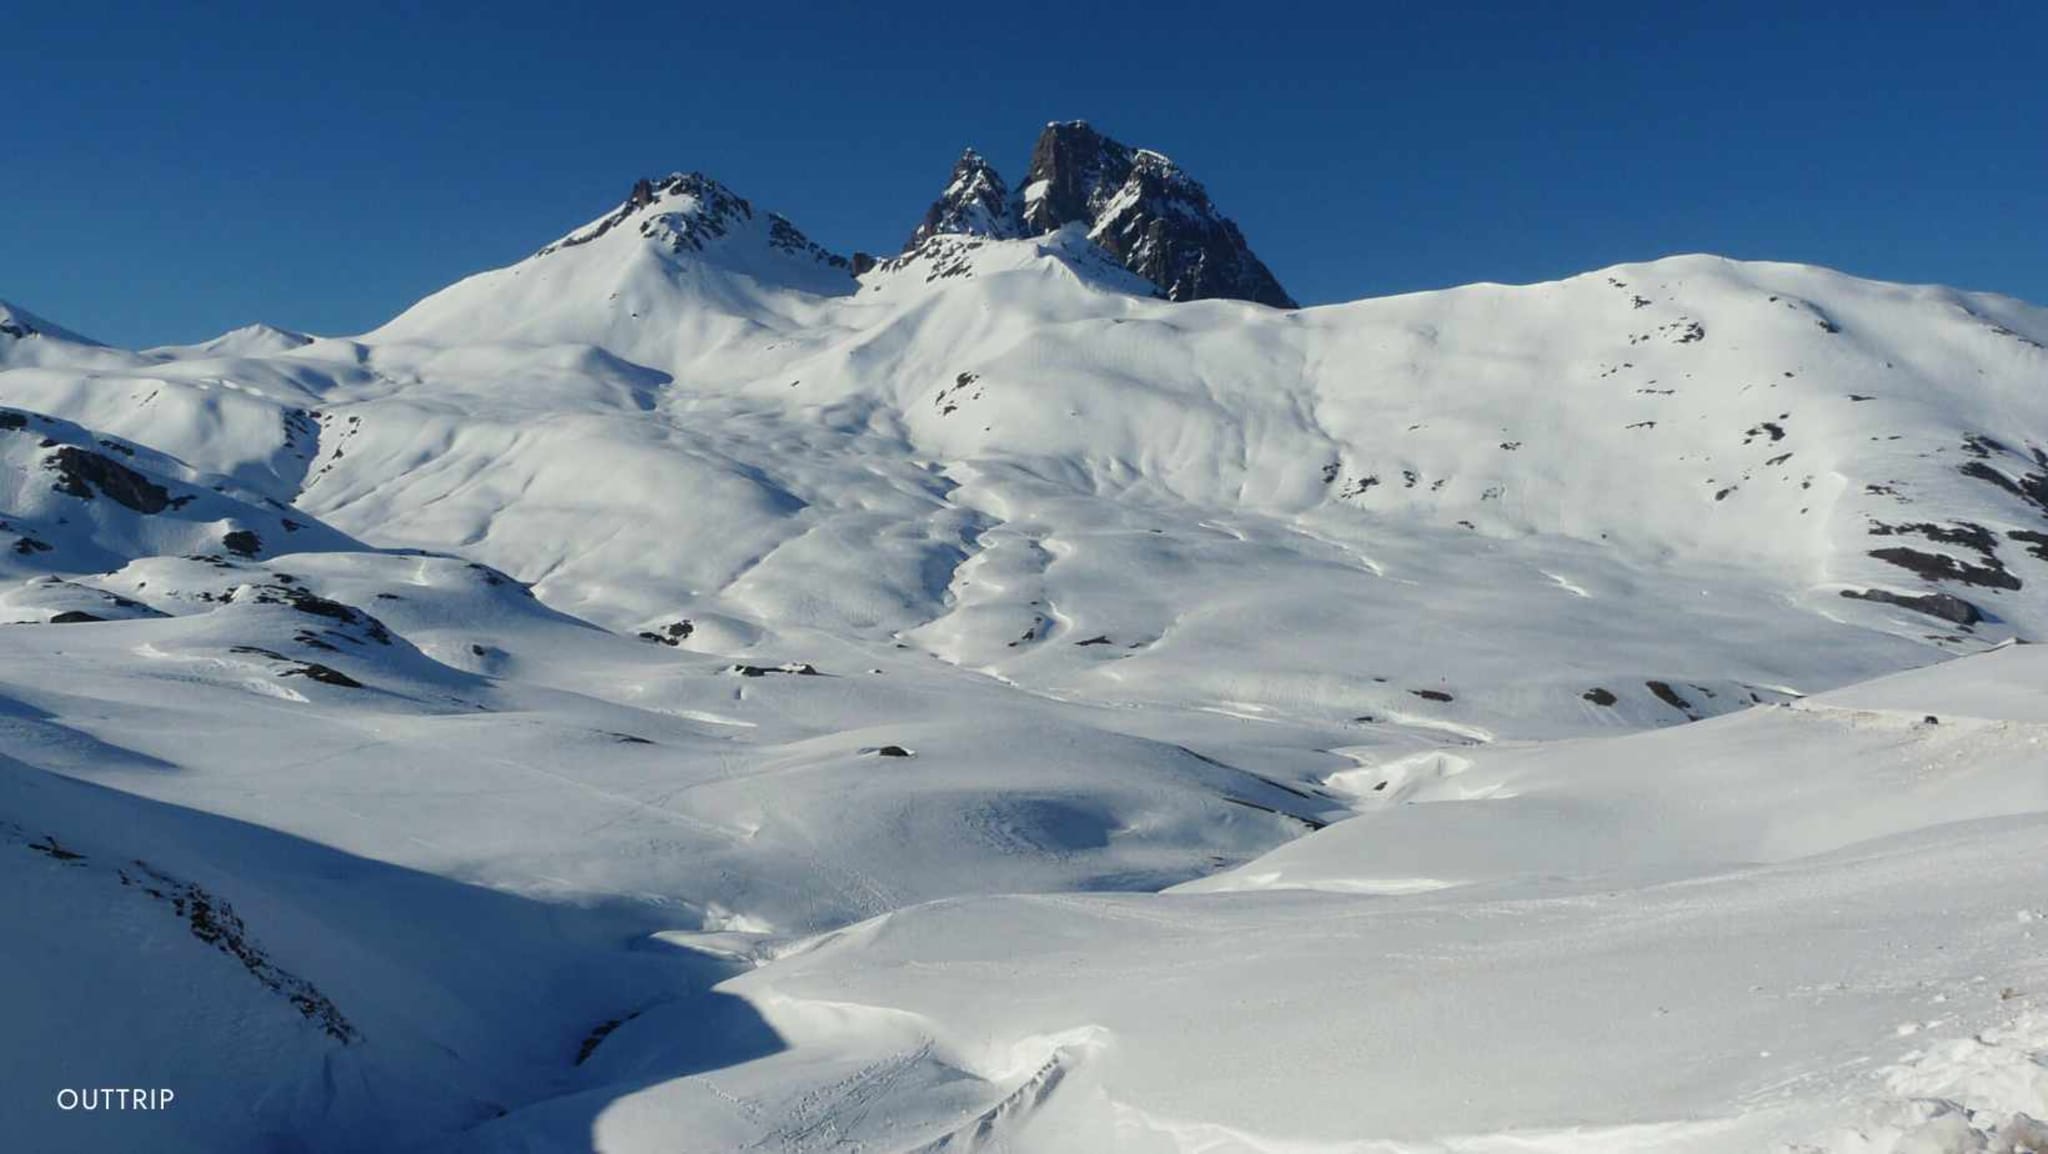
left=4, top=159, right=2048, bottom=1152
left=565, top=643, right=2048, bottom=1154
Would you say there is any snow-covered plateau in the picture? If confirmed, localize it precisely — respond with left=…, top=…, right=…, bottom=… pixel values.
left=5, top=124, right=2048, bottom=1152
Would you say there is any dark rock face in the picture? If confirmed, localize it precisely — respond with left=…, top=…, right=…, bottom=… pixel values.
left=727, top=662, right=822, bottom=678
left=1868, top=546, right=2020, bottom=591
left=284, top=662, right=362, bottom=688
left=46, top=447, right=171, bottom=513
left=1645, top=680, right=1697, bottom=717
left=575, top=1011, right=642, bottom=1065
left=905, top=150, right=1020, bottom=251
left=2010, top=529, right=2048, bottom=561
left=1841, top=588, right=1983, bottom=626
left=637, top=620, right=694, bottom=647
left=901, top=121, right=1296, bottom=309
left=1018, top=121, right=1130, bottom=234
left=119, top=860, right=358, bottom=1042
left=1023, top=125, right=1296, bottom=308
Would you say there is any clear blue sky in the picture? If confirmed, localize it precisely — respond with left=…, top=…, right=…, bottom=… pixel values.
left=4, top=2, right=2042, bottom=347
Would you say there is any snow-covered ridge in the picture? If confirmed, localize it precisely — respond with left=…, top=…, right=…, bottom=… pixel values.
left=146, top=322, right=313, bottom=360
left=0, top=300, right=98, bottom=346
left=536, top=170, right=850, bottom=276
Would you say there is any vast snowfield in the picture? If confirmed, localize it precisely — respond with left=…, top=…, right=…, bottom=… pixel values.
left=4, top=160, right=2048, bottom=1152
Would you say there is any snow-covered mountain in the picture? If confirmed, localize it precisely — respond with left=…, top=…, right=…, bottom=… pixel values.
left=5, top=131, right=2048, bottom=1153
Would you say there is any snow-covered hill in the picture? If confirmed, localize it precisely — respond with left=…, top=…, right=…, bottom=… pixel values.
left=5, top=130, right=2048, bottom=1152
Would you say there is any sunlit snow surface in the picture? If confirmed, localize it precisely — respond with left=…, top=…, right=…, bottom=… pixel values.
left=4, top=190, right=2048, bottom=1151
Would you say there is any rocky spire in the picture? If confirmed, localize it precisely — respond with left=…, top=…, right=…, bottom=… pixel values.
left=905, top=121, right=1296, bottom=308
left=1083, top=148, right=1296, bottom=309
left=1018, top=121, right=1135, bottom=234
left=904, top=149, right=1021, bottom=251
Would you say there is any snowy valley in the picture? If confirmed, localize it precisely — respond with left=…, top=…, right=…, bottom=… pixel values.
left=5, top=122, right=2048, bottom=1152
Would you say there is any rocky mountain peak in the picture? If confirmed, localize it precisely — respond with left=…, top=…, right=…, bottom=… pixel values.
left=904, top=149, right=1021, bottom=251
left=540, top=173, right=755, bottom=257
left=1018, top=121, right=1135, bottom=234
left=1088, top=148, right=1296, bottom=309
left=900, top=121, right=1295, bottom=308
left=537, top=173, right=848, bottom=274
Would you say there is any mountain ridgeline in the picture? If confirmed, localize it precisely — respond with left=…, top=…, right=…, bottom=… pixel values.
left=543, top=121, right=1298, bottom=308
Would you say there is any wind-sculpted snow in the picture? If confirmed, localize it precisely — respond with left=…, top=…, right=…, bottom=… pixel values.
left=551, top=646, right=2048, bottom=1154
left=4, top=176, right=2048, bottom=1151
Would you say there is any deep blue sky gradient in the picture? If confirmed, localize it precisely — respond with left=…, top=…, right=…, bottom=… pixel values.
left=4, top=2, right=2043, bottom=347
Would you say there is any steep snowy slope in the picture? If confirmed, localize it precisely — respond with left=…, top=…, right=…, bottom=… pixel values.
left=0, top=746, right=759, bottom=1154
left=0, top=300, right=137, bottom=371
left=0, top=403, right=354, bottom=587
left=4, top=144, right=2048, bottom=1153
left=370, top=171, right=856, bottom=363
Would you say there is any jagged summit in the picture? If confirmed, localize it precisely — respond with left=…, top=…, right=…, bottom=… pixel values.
left=384, top=122, right=1289, bottom=338
left=900, top=121, right=1296, bottom=308
left=903, top=149, right=1021, bottom=251
left=1082, top=145, right=1297, bottom=309
left=1017, top=120, right=1133, bottom=234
